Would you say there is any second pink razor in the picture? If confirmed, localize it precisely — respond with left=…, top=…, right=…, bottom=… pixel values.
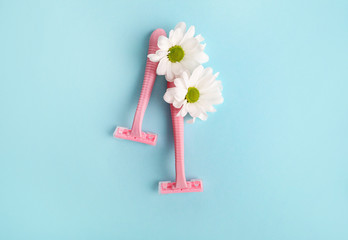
left=158, top=82, right=204, bottom=194
left=114, top=29, right=166, bottom=145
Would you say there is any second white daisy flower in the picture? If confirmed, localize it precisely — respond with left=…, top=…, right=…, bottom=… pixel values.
left=163, top=65, right=223, bottom=122
left=147, top=22, right=209, bottom=82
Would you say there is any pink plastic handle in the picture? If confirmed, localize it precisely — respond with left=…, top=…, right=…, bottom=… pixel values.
left=158, top=74, right=203, bottom=193
left=131, top=29, right=166, bottom=137
left=167, top=81, right=187, bottom=188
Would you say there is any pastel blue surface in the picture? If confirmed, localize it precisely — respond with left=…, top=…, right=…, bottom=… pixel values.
left=1, top=0, right=348, bottom=239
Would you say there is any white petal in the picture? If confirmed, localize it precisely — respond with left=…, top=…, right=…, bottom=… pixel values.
left=196, top=69, right=215, bottom=90
left=163, top=88, right=176, bottom=103
left=147, top=54, right=161, bottom=62
left=170, top=28, right=184, bottom=45
left=199, top=80, right=222, bottom=94
left=174, top=22, right=186, bottom=32
left=156, top=58, right=168, bottom=75
left=187, top=103, right=201, bottom=117
left=200, top=91, right=224, bottom=104
left=174, top=88, right=187, bottom=101
left=192, top=51, right=209, bottom=63
left=195, top=34, right=204, bottom=42
left=186, top=26, right=195, bottom=38
left=165, top=61, right=174, bottom=81
left=169, top=30, right=174, bottom=39
left=216, top=80, right=223, bottom=91
left=177, top=102, right=188, bottom=117
left=196, top=103, right=208, bottom=120
left=180, top=25, right=195, bottom=45
left=171, top=62, right=183, bottom=75
left=198, top=113, right=208, bottom=121
left=181, top=38, right=200, bottom=53
left=156, top=50, right=168, bottom=57
left=190, top=65, right=204, bottom=85
left=174, top=77, right=188, bottom=90
left=202, top=67, right=213, bottom=77
left=204, top=104, right=216, bottom=112
left=173, top=99, right=185, bottom=108
left=158, top=36, right=171, bottom=50
left=180, top=57, right=200, bottom=72
left=197, top=67, right=213, bottom=85
left=214, top=72, right=220, bottom=78
left=182, top=71, right=190, bottom=81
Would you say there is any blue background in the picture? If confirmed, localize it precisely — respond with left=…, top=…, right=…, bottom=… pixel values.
left=1, top=0, right=347, bottom=239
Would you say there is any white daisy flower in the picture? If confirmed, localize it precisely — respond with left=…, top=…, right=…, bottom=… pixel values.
left=147, top=22, right=209, bottom=82
left=163, top=65, right=223, bottom=123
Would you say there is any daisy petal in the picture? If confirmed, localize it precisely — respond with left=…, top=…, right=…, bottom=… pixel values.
left=171, top=28, right=184, bottom=45
left=195, top=34, right=204, bottom=42
left=202, top=67, right=213, bottom=77
left=174, top=88, right=187, bottom=100
left=173, top=99, right=185, bottom=108
left=182, top=71, right=190, bottom=81
left=163, top=88, right=176, bottom=104
left=181, top=57, right=200, bottom=72
left=177, top=103, right=188, bottom=116
left=200, top=92, right=224, bottom=104
left=156, top=50, right=167, bottom=57
left=214, top=72, right=220, bottom=78
left=198, top=112, right=208, bottom=121
left=216, top=80, right=223, bottom=91
left=187, top=103, right=201, bottom=117
left=147, top=54, right=161, bottom=62
left=165, top=61, right=174, bottom=81
left=174, top=22, right=186, bottom=32
left=156, top=58, right=168, bottom=75
left=193, top=51, right=209, bottom=63
left=190, top=65, right=204, bottom=84
left=196, top=103, right=208, bottom=120
left=181, top=38, right=200, bottom=53
left=174, top=77, right=187, bottom=90
left=171, top=62, right=183, bottom=75
left=169, top=30, right=174, bottom=39
left=205, top=104, right=216, bottom=112
left=158, top=36, right=170, bottom=50
left=180, top=25, right=195, bottom=44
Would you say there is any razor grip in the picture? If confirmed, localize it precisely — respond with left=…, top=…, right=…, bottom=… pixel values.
left=168, top=81, right=187, bottom=189
left=131, top=29, right=167, bottom=137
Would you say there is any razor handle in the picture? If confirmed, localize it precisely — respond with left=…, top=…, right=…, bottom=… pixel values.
left=131, top=29, right=166, bottom=137
left=167, top=81, right=187, bottom=189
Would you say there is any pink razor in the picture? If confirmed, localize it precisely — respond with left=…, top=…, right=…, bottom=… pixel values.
left=158, top=82, right=204, bottom=194
left=114, top=29, right=166, bottom=145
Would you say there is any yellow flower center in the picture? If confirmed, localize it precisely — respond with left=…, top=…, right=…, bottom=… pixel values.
left=186, top=87, right=200, bottom=103
left=167, top=45, right=185, bottom=63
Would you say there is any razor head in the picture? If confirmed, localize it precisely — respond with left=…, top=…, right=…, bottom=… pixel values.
left=158, top=179, right=203, bottom=194
left=114, top=127, right=157, bottom=146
